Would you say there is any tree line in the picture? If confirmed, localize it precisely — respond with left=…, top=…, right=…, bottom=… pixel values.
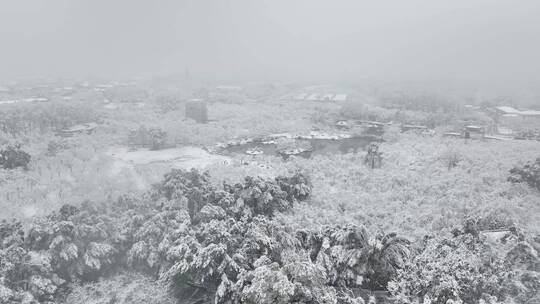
left=0, top=169, right=538, bottom=303
left=0, top=102, right=97, bottom=136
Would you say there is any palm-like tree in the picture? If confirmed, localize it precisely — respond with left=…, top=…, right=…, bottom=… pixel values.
left=365, top=233, right=410, bottom=290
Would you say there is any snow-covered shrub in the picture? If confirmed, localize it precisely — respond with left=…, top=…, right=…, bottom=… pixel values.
left=509, top=158, right=540, bottom=191
left=0, top=145, right=31, bottom=170
left=388, top=221, right=539, bottom=304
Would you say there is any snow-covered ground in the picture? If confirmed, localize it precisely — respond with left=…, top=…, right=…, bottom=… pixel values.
left=107, top=146, right=230, bottom=169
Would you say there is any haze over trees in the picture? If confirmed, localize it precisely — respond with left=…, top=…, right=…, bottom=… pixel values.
left=0, top=1, right=540, bottom=303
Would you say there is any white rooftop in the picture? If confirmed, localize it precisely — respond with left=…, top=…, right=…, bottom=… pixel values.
left=216, top=85, right=242, bottom=91
left=0, top=97, right=48, bottom=105
left=520, top=110, right=540, bottom=116
left=332, top=94, right=347, bottom=101
left=294, top=93, right=308, bottom=100
left=306, top=93, right=320, bottom=101
left=0, top=100, right=18, bottom=105
left=496, top=106, right=540, bottom=116
left=496, top=106, right=521, bottom=114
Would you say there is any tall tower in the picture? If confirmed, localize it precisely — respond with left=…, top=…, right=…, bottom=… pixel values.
left=185, top=99, right=208, bottom=123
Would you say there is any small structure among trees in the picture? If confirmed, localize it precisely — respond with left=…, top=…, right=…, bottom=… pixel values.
left=401, top=124, right=428, bottom=132
left=463, top=125, right=485, bottom=140
left=185, top=99, right=208, bottom=123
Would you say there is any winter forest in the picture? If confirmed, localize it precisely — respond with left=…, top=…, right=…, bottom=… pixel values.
left=1, top=1, right=540, bottom=304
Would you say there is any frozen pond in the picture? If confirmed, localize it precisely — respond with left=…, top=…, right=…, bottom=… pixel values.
left=220, top=135, right=382, bottom=159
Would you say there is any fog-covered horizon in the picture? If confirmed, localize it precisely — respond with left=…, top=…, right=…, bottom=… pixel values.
left=1, top=0, right=540, bottom=88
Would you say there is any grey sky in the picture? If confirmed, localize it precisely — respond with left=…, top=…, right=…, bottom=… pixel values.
left=1, top=0, right=539, bottom=85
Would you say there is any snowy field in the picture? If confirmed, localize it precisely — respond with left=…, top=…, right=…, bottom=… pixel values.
left=107, top=146, right=230, bottom=169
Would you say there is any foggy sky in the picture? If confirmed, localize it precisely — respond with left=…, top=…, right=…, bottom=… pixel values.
left=1, top=0, right=540, bottom=86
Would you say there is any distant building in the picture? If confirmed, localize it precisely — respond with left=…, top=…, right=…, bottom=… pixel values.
left=293, top=92, right=344, bottom=101
left=293, top=93, right=308, bottom=100
left=464, top=104, right=480, bottom=110
left=216, top=85, right=242, bottom=91
left=185, top=99, right=208, bottom=123
left=332, top=94, right=347, bottom=101
left=494, top=106, right=540, bottom=133
left=495, top=106, right=540, bottom=118
left=401, top=124, right=428, bottom=132
left=0, top=97, right=48, bottom=105
left=464, top=125, right=484, bottom=137
left=306, top=93, right=320, bottom=101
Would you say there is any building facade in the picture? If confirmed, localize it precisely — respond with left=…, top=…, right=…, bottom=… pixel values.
left=185, top=99, right=208, bottom=123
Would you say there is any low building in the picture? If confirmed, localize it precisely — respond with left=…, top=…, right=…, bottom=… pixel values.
left=461, top=125, right=485, bottom=139
left=332, top=94, right=347, bottom=101
left=443, top=132, right=462, bottom=138
left=306, top=93, right=320, bottom=101
left=294, top=92, right=344, bottom=102
left=495, top=106, right=522, bottom=115
left=495, top=106, right=540, bottom=119
left=401, top=124, right=428, bottom=132
left=0, top=97, right=48, bottom=105
left=293, top=93, right=308, bottom=100
left=216, top=85, right=242, bottom=91
left=494, top=106, right=540, bottom=134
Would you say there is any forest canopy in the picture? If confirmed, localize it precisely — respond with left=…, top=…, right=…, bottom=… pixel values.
left=1, top=168, right=538, bottom=304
